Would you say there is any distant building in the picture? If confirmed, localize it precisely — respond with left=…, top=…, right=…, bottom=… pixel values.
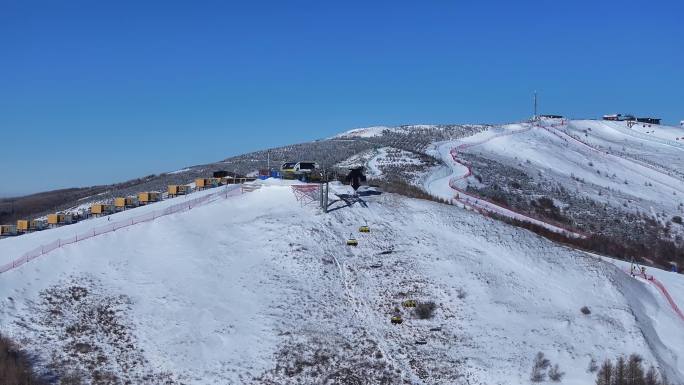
left=636, top=117, right=661, bottom=125
left=603, top=114, right=635, bottom=121
left=540, top=114, right=564, bottom=119
left=603, top=114, right=662, bottom=123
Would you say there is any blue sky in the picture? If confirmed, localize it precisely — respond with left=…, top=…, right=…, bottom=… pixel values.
left=1, top=0, right=682, bottom=196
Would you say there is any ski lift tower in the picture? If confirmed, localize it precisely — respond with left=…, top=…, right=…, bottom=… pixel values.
left=533, top=90, right=538, bottom=120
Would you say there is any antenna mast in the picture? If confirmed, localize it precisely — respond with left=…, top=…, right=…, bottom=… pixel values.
left=533, top=90, right=538, bottom=120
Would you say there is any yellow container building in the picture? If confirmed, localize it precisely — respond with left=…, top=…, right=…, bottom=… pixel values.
left=47, top=214, right=58, bottom=225
left=16, top=220, right=45, bottom=233
left=138, top=192, right=160, bottom=205
left=114, top=197, right=127, bottom=210
left=91, top=204, right=113, bottom=215
left=47, top=213, right=74, bottom=226
left=168, top=185, right=190, bottom=197
left=114, top=197, right=138, bottom=210
left=17, top=220, right=29, bottom=232
left=196, top=178, right=220, bottom=190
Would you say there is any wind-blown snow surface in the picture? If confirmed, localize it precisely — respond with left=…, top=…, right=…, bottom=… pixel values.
left=1, top=182, right=683, bottom=384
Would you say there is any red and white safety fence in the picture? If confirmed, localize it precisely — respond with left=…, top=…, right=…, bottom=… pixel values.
left=446, top=123, right=586, bottom=238
left=626, top=269, right=684, bottom=323
left=0, top=185, right=243, bottom=275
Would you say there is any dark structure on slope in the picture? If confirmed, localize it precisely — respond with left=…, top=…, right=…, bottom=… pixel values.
left=346, top=167, right=367, bottom=191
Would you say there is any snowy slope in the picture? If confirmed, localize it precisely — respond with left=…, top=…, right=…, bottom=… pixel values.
left=424, top=119, right=684, bottom=237
left=336, top=146, right=437, bottom=185
left=0, top=185, right=241, bottom=267
left=335, top=125, right=438, bottom=139
left=1, top=181, right=683, bottom=384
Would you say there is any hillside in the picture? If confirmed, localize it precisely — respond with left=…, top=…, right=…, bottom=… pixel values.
left=2, top=118, right=684, bottom=384
left=1, top=181, right=683, bottom=384
left=0, top=124, right=487, bottom=225
left=408, top=119, right=684, bottom=271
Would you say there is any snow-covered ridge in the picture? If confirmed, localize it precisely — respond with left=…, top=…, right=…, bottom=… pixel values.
left=423, top=119, right=684, bottom=238
left=334, top=124, right=487, bottom=139
left=0, top=181, right=683, bottom=384
left=335, top=125, right=394, bottom=138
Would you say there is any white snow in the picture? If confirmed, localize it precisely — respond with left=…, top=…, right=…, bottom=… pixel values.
left=0, top=185, right=241, bottom=266
left=335, top=126, right=394, bottom=138
left=3, top=118, right=684, bottom=383
left=168, top=167, right=191, bottom=175
left=424, top=119, right=684, bottom=237
left=1, top=181, right=683, bottom=383
left=337, top=147, right=433, bottom=184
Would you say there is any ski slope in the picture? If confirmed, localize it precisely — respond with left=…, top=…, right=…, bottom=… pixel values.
left=425, top=119, right=684, bottom=235
left=1, top=181, right=683, bottom=384
left=425, top=122, right=584, bottom=237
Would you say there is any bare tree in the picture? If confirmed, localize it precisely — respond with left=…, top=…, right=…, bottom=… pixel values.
left=595, top=359, right=613, bottom=385
left=548, top=364, right=565, bottom=382
left=530, top=352, right=551, bottom=382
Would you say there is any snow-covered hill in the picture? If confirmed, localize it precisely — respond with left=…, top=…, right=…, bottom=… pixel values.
left=1, top=181, right=683, bottom=384
left=417, top=119, right=684, bottom=258
left=426, top=119, right=684, bottom=217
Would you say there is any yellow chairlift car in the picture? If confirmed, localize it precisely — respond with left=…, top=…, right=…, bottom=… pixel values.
left=402, top=299, right=417, bottom=308
left=391, top=315, right=403, bottom=325
left=346, top=233, right=358, bottom=246
left=359, top=224, right=370, bottom=233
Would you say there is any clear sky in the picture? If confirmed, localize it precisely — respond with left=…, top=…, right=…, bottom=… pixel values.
left=1, top=0, right=682, bottom=197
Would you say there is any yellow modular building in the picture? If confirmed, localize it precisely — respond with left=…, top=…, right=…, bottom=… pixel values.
left=114, top=197, right=138, bottom=210
left=114, top=197, right=126, bottom=210
left=47, top=213, right=74, bottom=226
left=196, top=178, right=220, bottom=189
left=0, top=225, right=17, bottom=236
left=16, top=220, right=46, bottom=233
left=168, top=185, right=190, bottom=197
left=138, top=192, right=160, bottom=205
left=17, top=220, right=29, bottom=233
left=91, top=204, right=113, bottom=216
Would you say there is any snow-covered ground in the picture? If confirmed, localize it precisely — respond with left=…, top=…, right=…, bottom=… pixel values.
left=335, top=125, right=395, bottom=138
left=337, top=146, right=436, bottom=185
left=0, top=185, right=241, bottom=267
left=168, top=167, right=191, bottom=175
left=1, top=180, right=683, bottom=384
left=423, top=119, right=684, bottom=237
left=335, top=125, right=441, bottom=139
